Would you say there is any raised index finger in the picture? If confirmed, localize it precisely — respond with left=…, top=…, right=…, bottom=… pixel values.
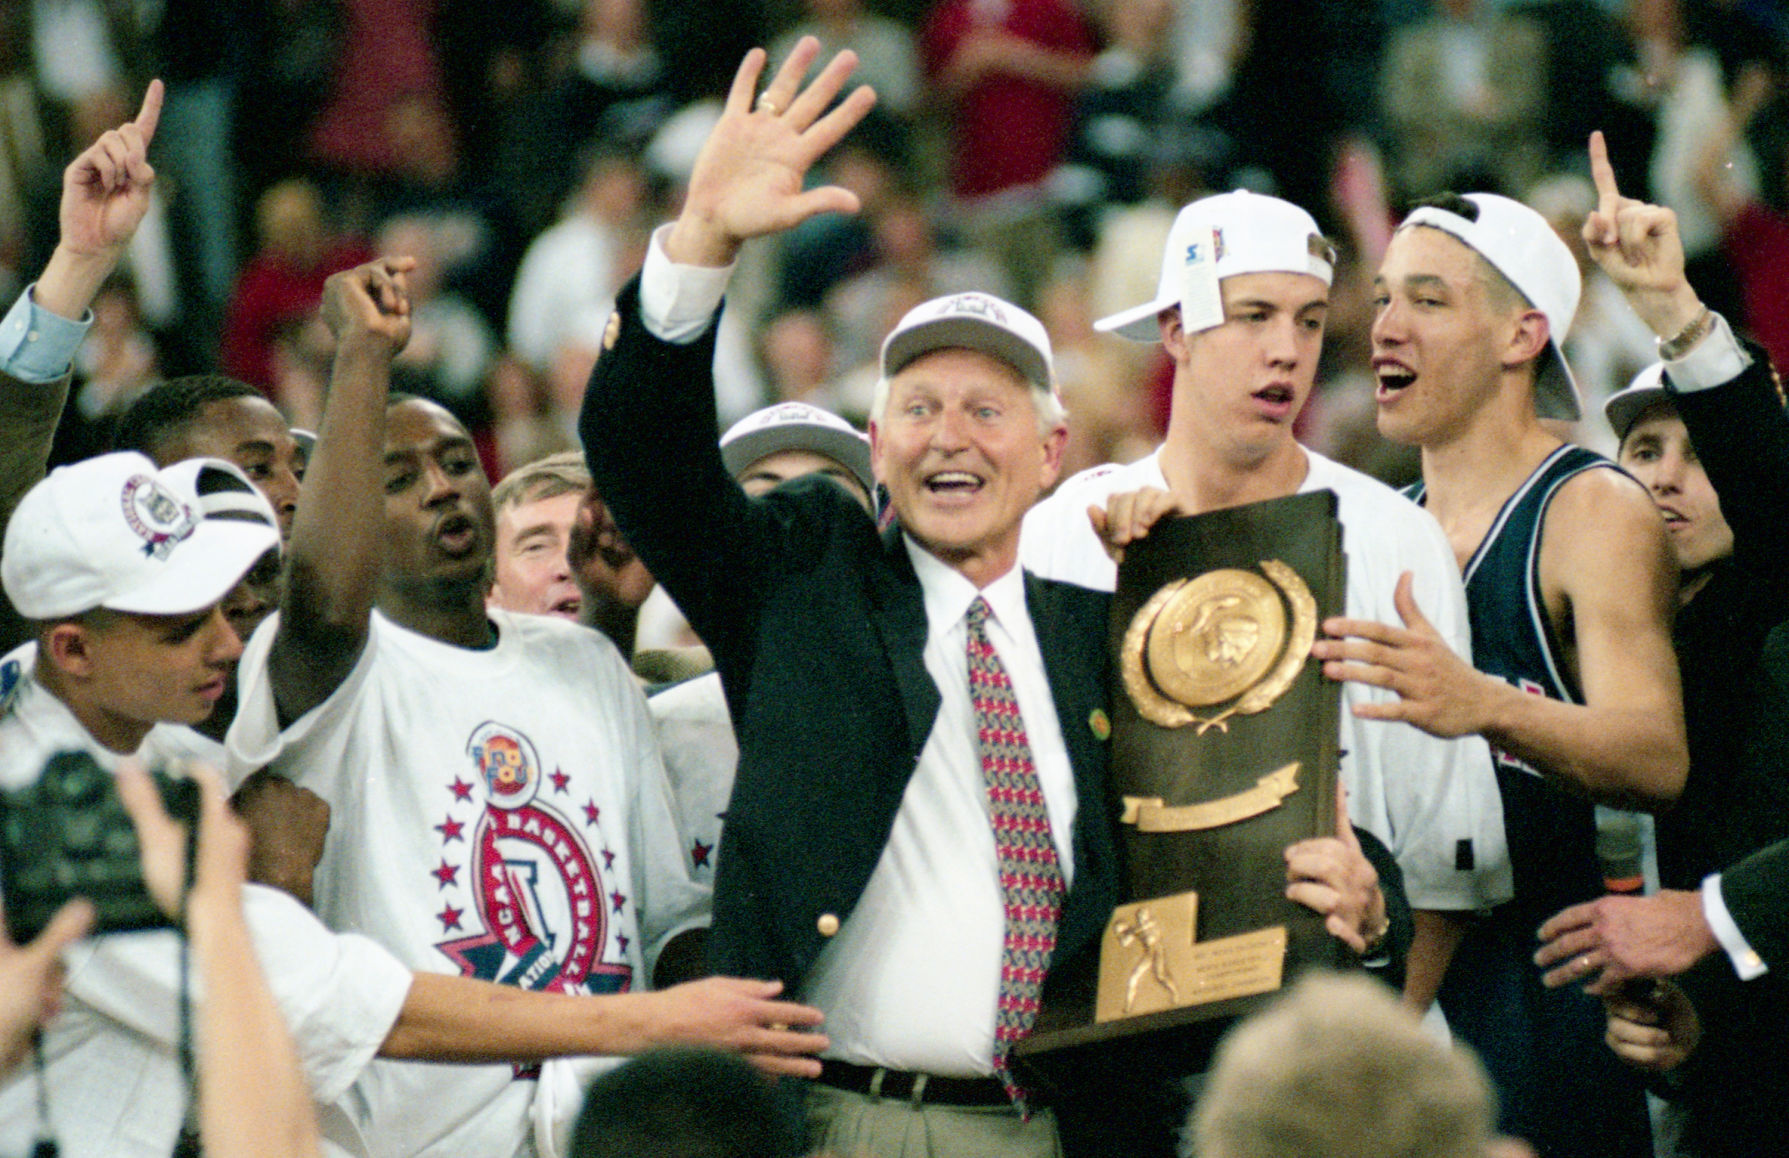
left=134, top=79, right=165, bottom=144
left=1588, top=131, right=1620, bottom=212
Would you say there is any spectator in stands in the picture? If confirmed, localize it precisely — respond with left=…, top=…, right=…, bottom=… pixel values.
left=379, top=214, right=495, bottom=423
left=921, top=0, right=1094, bottom=305
left=771, top=0, right=919, bottom=123
left=220, top=177, right=369, bottom=391
left=1691, top=61, right=1789, bottom=374
left=1379, top=0, right=1548, bottom=201
left=507, top=147, right=648, bottom=378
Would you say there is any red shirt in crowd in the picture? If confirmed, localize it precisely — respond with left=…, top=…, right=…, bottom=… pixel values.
left=921, top=0, right=1095, bottom=202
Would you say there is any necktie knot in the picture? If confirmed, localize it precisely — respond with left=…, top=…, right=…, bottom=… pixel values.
left=967, top=595, right=992, bottom=633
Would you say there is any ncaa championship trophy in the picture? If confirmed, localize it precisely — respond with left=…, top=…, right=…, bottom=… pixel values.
left=1016, top=489, right=1347, bottom=1094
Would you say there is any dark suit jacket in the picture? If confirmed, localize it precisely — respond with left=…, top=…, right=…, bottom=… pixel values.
left=1648, top=341, right=1789, bottom=1155
left=1666, top=342, right=1789, bottom=939
left=0, top=369, right=72, bottom=653
left=581, top=277, right=1121, bottom=998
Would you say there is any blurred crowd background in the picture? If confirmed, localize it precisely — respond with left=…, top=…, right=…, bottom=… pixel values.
left=4, top=0, right=1785, bottom=488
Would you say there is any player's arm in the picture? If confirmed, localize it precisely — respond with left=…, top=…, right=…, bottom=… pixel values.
left=380, top=973, right=826, bottom=1078
left=1, top=81, right=164, bottom=652
left=1405, top=911, right=1468, bottom=1012
left=267, top=259, right=414, bottom=725
left=580, top=41, right=874, bottom=655
left=1490, top=469, right=1686, bottom=807
left=1314, top=482, right=1686, bottom=810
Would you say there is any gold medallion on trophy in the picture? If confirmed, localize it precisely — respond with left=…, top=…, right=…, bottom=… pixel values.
left=1120, top=559, right=1316, bottom=735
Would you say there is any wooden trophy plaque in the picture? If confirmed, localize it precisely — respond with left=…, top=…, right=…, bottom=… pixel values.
left=1015, top=489, right=1347, bottom=1094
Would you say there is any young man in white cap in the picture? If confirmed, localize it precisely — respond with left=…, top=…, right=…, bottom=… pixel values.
left=0, top=448, right=421, bottom=1158
left=1021, top=189, right=1507, bottom=1011
left=651, top=399, right=876, bottom=880
left=581, top=41, right=1394, bottom=1158
left=1312, top=174, right=1687, bottom=1156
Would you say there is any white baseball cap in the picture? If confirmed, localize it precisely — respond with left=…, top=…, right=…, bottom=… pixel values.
left=1604, top=363, right=1671, bottom=443
left=1400, top=193, right=1584, bottom=421
left=880, top=292, right=1055, bottom=392
left=1096, top=190, right=1337, bottom=341
left=2, top=452, right=281, bottom=620
left=719, top=402, right=874, bottom=496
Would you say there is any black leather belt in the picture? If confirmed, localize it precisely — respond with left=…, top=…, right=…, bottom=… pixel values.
left=816, top=1059, right=1014, bottom=1108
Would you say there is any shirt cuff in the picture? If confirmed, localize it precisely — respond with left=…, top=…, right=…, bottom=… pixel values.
left=639, top=224, right=735, bottom=344
left=1663, top=313, right=1752, bottom=393
left=0, top=285, right=92, bottom=383
left=1702, top=872, right=1768, bottom=980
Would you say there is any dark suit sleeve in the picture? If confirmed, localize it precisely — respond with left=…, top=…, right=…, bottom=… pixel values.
left=1667, top=342, right=1789, bottom=583
left=579, top=277, right=833, bottom=678
left=1718, top=836, right=1789, bottom=970
left=0, top=368, right=71, bottom=652
left=1356, top=824, right=1411, bottom=992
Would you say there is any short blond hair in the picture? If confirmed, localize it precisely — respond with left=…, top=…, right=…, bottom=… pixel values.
left=492, top=451, right=591, bottom=516
left=1192, top=972, right=1496, bottom=1158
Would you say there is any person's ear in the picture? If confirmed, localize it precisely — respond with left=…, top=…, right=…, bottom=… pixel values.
left=1503, top=309, right=1551, bottom=370
left=44, top=622, right=98, bottom=681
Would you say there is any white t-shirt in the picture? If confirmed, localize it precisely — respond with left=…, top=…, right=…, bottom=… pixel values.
left=227, top=609, right=708, bottom=1158
left=1021, top=448, right=1513, bottom=910
left=648, top=671, right=733, bottom=883
left=0, top=644, right=412, bottom=1158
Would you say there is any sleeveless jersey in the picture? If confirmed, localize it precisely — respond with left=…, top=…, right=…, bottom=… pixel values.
left=1408, top=444, right=1617, bottom=914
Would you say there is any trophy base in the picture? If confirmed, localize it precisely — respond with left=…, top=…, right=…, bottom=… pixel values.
left=1012, top=990, right=1274, bottom=1104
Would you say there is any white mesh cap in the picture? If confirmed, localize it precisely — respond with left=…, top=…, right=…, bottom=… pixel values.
left=880, top=292, right=1055, bottom=392
left=3, top=452, right=280, bottom=619
left=1096, top=190, right=1336, bottom=341
left=1603, top=363, right=1670, bottom=443
left=719, top=402, right=874, bottom=495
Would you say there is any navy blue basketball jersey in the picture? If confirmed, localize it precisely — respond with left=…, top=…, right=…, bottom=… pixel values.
left=1408, top=444, right=1619, bottom=913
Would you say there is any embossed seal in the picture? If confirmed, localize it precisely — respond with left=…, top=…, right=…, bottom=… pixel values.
left=1121, top=560, right=1315, bottom=733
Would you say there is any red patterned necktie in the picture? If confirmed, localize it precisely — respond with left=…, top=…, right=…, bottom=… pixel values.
left=965, top=596, right=1065, bottom=1112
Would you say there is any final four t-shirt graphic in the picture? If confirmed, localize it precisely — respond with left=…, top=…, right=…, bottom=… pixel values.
left=434, top=721, right=633, bottom=998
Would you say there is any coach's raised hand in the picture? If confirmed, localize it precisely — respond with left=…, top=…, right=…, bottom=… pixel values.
left=664, top=37, right=876, bottom=268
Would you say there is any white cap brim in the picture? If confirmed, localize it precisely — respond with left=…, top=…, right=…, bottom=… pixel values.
left=1603, top=363, right=1670, bottom=442
left=1093, top=299, right=1172, bottom=343
left=882, top=315, right=1052, bottom=390
left=103, top=517, right=280, bottom=617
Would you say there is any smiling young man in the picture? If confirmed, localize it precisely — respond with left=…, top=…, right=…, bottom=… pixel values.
left=1021, top=191, right=1507, bottom=1012
left=1312, top=173, right=1687, bottom=1157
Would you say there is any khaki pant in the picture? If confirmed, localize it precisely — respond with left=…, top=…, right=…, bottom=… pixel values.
left=806, top=1081, right=1065, bottom=1158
